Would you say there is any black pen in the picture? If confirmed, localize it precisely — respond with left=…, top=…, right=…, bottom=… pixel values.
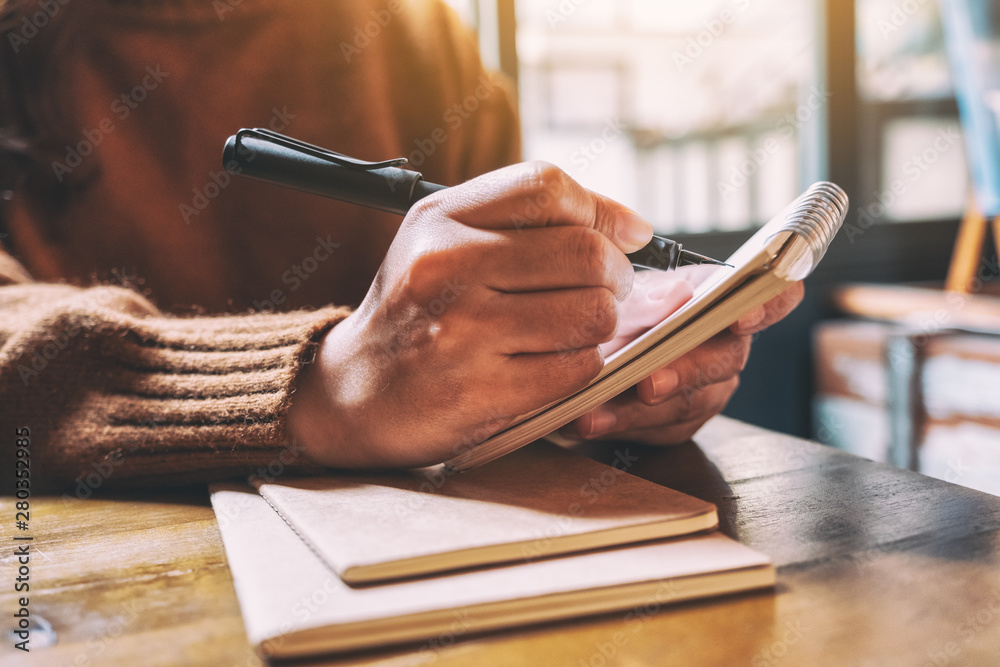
left=222, top=128, right=729, bottom=271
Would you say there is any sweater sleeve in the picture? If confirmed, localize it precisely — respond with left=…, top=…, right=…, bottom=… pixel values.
left=0, top=250, right=350, bottom=493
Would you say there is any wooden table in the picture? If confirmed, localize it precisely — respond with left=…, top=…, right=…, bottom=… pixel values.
left=4, top=417, right=1000, bottom=666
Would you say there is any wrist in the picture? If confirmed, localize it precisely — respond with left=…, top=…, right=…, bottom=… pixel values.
left=287, top=314, right=359, bottom=468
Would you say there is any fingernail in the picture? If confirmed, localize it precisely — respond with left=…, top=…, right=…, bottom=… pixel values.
left=585, top=407, right=617, bottom=438
left=618, top=211, right=653, bottom=252
left=651, top=367, right=680, bottom=401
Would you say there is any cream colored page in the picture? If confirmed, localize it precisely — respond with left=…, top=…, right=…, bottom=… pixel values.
left=210, top=483, right=772, bottom=651
left=603, top=205, right=798, bottom=368
left=252, top=442, right=714, bottom=579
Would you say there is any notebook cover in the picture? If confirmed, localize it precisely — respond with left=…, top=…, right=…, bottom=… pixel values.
left=254, top=441, right=718, bottom=584
left=211, top=483, right=775, bottom=658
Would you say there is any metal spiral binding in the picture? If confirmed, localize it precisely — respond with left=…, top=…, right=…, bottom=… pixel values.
left=772, top=181, right=849, bottom=269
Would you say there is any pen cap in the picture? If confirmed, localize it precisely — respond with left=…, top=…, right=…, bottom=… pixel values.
left=223, top=133, right=427, bottom=215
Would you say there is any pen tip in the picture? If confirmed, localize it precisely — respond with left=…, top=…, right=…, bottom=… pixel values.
left=679, top=249, right=731, bottom=268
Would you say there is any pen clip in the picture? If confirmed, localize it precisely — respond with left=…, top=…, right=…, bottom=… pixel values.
left=233, top=128, right=410, bottom=171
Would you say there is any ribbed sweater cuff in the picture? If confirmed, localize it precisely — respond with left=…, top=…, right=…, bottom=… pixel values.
left=7, top=287, right=350, bottom=490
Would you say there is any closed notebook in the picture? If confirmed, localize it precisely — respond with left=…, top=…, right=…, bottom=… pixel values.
left=253, top=441, right=717, bottom=584
left=211, top=483, right=775, bottom=659
left=444, top=181, right=849, bottom=471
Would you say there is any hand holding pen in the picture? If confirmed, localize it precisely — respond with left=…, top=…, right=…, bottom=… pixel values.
left=223, top=129, right=730, bottom=272
left=277, top=158, right=679, bottom=468
left=220, top=130, right=789, bottom=469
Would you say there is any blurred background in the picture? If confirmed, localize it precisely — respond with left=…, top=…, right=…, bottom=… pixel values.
left=443, top=0, right=1000, bottom=495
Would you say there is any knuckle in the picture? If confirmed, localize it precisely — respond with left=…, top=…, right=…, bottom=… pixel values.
left=531, top=348, right=603, bottom=405
left=590, top=194, right=618, bottom=237
left=577, top=348, right=606, bottom=382
left=560, top=347, right=604, bottom=388
left=568, top=228, right=611, bottom=280
left=520, top=160, right=565, bottom=192
left=579, top=289, right=618, bottom=341
left=406, top=193, right=437, bottom=222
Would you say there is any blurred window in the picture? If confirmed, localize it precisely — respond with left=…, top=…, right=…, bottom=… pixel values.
left=516, top=0, right=815, bottom=234
left=856, top=0, right=966, bottom=222
left=452, top=0, right=966, bottom=233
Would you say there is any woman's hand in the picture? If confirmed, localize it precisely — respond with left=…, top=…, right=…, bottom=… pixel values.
left=288, top=162, right=653, bottom=468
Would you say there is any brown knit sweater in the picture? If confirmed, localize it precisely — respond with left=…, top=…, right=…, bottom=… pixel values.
left=0, top=0, right=520, bottom=492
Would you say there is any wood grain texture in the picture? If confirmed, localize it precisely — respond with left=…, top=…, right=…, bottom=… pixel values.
left=3, top=416, right=999, bottom=666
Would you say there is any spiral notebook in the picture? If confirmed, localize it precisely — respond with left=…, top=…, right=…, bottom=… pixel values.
left=445, top=182, right=849, bottom=471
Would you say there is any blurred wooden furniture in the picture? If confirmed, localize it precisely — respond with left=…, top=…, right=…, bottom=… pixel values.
left=945, top=196, right=1000, bottom=293
left=816, top=283, right=1000, bottom=494
left=3, top=416, right=1000, bottom=666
